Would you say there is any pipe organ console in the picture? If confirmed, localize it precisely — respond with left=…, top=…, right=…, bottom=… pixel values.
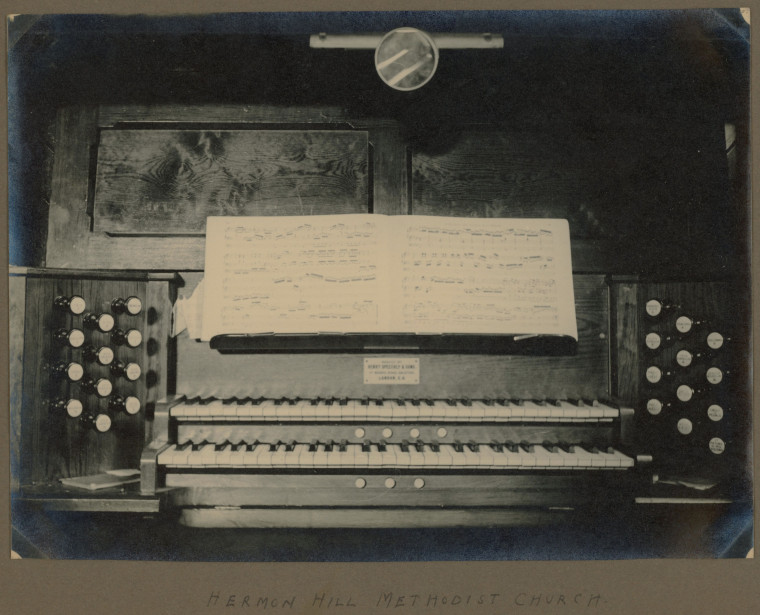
left=9, top=101, right=751, bottom=543
left=11, top=268, right=749, bottom=528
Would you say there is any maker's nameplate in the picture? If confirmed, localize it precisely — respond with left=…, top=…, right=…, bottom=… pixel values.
left=364, top=357, right=420, bottom=384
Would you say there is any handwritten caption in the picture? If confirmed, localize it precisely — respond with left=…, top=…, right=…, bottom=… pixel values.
left=205, top=590, right=605, bottom=611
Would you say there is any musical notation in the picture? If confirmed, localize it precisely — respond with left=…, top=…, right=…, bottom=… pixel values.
left=202, top=215, right=576, bottom=340
left=394, top=217, right=574, bottom=336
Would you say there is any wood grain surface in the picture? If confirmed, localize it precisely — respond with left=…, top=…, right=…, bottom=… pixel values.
left=93, top=129, right=369, bottom=234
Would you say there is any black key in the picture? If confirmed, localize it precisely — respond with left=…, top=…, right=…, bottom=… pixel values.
left=453, top=440, right=464, bottom=453
left=362, top=439, right=372, bottom=452
left=490, top=440, right=503, bottom=452
left=542, top=440, right=558, bottom=453
left=309, top=439, right=319, bottom=452
left=338, top=439, right=348, bottom=452
left=215, top=440, right=231, bottom=451
left=519, top=440, right=534, bottom=453
left=400, top=439, right=410, bottom=453
left=377, top=440, right=387, bottom=452
left=467, top=440, right=480, bottom=452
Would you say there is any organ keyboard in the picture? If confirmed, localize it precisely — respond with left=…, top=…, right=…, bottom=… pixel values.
left=12, top=268, right=748, bottom=530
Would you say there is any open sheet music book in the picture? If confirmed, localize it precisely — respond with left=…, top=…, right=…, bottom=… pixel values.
left=201, top=215, right=577, bottom=343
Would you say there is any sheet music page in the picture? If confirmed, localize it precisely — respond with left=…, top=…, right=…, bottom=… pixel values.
left=201, top=215, right=391, bottom=340
left=391, top=217, right=577, bottom=338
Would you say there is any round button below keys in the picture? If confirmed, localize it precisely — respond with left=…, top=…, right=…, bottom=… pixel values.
left=384, top=477, right=396, bottom=489
left=413, top=478, right=425, bottom=489
left=354, top=477, right=367, bottom=489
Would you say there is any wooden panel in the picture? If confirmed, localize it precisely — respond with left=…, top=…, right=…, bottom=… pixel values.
left=175, top=273, right=610, bottom=401
left=166, top=473, right=622, bottom=508
left=8, top=275, right=27, bottom=491
left=629, top=281, right=750, bottom=482
left=409, top=125, right=714, bottom=275
left=46, top=106, right=99, bottom=268
left=178, top=507, right=568, bottom=528
left=17, top=273, right=173, bottom=485
left=93, top=129, right=369, bottom=234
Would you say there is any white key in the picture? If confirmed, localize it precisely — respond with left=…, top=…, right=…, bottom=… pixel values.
left=556, top=447, right=580, bottom=467
left=215, top=444, right=233, bottom=466
left=269, top=443, right=287, bottom=466
left=446, top=444, right=468, bottom=468
left=535, top=444, right=564, bottom=467
left=408, top=445, right=426, bottom=468
left=367, top=444, right=383, bottom=468
left=419, top=401, right=438, bottom=420
left=506, top=401, right=524, bottom=419
left=596, top=448, right=622, bottom=468
left=380, top=444, right=396, bottom=467
left=242, top=444, right=263, bottom=466
left=578, top=446, right=606, bottom=468
left=353, top=444, right=370, bottom=468
left=462, top=444, right=483, bottom=467
left=297, top=444, right=315, bottom=468
left=325, top=443, right=344, bottom=467
left=435, top=444, right=453, bottom=467
left=391, top=444, right=412, bottom=467
left=421, top=444, right=440, bottom=467
left=157, top=445, right=176, bottom=465
left=187, top=443, right=215, bottom=467
left=327, top=401, right=345, bottom=420
left=312, top=444, right=329, bottom=468
left=473, top=401, right=496, bottom=420
left=228, top=443, right=247, bottom=467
